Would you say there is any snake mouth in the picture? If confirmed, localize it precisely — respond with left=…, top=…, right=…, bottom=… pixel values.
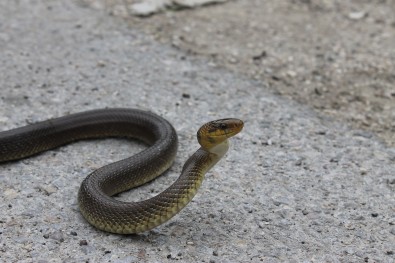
left=225, top=119, right=244, bottom=138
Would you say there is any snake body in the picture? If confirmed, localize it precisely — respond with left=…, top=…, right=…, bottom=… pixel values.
left=0, top=108, right=243, bottom=234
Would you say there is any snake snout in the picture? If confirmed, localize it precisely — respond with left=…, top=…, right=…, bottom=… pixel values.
left=224, top=118, right=244, bottom=138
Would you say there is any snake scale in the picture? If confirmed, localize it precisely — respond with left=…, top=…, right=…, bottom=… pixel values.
left=0, top=108, right=243, bottom=234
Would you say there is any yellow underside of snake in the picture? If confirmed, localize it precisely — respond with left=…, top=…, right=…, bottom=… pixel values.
left=0, top=108, right=243, bottom=234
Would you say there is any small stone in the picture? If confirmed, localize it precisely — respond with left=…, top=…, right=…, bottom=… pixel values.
left=50, top=232, right=65, bottom=243
left=97, top=61, right=106, bottom=67
left=208, top=213, right=215, bottom=218
left=186, top=241, right=194, bottom=245
left=348, top=11, right=366, bottom=20
left=354, top=215, right=365, bottom=221
left=286, top=70, right=297, bottom=77
left=271, top=75, right=281, bottom=81
left=315, top=130, right=327, bottom=135
left=131, top=1, right=166, bottom=16
left=79, top=240, right=88, bottom=246
left=0, top=116, right=10, bottom=124
left=353, top=130, right=373, bottom=138
left=70, top=231, right=78, bottom=236
left=387, top=178, right=395, bottom=187
left=252, top=51, right=267, bottom=61
left=344, top=223, right=355, bottom=230
left=175, top=0, right=228, bottom=8
left=213, top=250, right=219, bottom=256
left=228, top=56, right=238, bottom=64
left=40, top=185, right=57, bottom=195
left=138, top=248, right=146, bottom=258
left=257, top=220, right=266, bottom=229
left=371, top=213, right=379, bottom=217
left=261, top=139, right=272, bottom=146
left=4, top=188, right=18, bottom=199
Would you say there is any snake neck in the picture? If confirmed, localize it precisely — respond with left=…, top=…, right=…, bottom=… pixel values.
left=129, top=139, right=230, bottom=233
left=207, top=140, right=229, bottom=158
left=200, top=139, right=229, bottom=173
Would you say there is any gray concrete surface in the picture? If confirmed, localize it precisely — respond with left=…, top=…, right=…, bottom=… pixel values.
left=91, top=0, right=395, bottom=147
left=0, top=0, right=394, bottom=262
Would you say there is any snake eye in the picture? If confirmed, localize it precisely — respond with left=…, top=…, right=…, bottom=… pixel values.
left=219, top=123, right=227, bottom=130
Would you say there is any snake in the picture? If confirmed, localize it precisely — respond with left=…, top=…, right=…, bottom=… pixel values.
left=0, top=108, right=243, bottom=234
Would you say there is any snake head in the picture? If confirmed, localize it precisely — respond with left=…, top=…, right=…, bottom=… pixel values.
left=197, top=118, right=244, bottom=150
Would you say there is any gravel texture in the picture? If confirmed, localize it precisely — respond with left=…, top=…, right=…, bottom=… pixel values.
left=0, top=0, right=394, bottom=262
left=89, top=0, right=395, bottom=147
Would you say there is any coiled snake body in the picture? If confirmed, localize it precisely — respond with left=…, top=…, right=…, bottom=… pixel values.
left=0, top=109, right=243, bottom=234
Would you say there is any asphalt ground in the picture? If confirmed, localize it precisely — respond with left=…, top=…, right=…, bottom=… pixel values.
left=0, top=1, right=394, bottom=262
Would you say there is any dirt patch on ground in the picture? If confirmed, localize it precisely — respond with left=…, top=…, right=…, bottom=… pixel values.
left=83, top=0, right=395, bottom=146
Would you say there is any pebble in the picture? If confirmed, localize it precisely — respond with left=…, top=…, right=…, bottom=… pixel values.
left=47, top=231, right=65, bottom=243
left=348, top=11, right=366, bottom=20
left=39, top=185, right=57, bottom=195
left=3, top=188, right=18, bottom=199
